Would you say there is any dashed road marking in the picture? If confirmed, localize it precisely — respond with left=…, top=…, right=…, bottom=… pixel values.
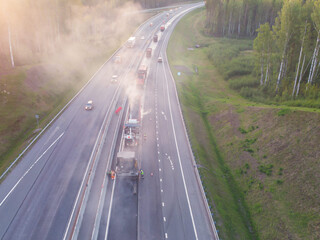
left=163, top=217, right=166, bottom=222
left=0, top=132, right=64, bottom=207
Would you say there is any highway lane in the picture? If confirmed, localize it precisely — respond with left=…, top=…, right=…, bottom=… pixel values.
left=76, top=10, right=174, bottom=240
left=0, top=10, right=170, bottom=240
left=0, top=3, right=218, bottom=240
left=99, top=3, right=206, bottom=239
left=100, top=4, right=208, bottom=240
left=139, top=3, right=219, bottom=240
left=1, top=56, right=126, bottom=240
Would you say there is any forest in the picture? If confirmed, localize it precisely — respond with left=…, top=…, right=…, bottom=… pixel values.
left=0, top=0, right=186, bottom=71
left=205, top=0, right=320, bottom=106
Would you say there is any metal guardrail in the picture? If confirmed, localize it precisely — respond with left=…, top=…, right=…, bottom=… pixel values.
left=90, top=96, right=128, bottom=240
left=67, top=11, right=171, bottom=240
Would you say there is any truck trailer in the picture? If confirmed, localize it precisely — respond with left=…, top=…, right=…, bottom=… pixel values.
left=153, top=34, right=158, bottom=42
left=136, top=65, right=148, bottom=86
left=146, top=48, right=152, bottom=58
left=127, top=37, right=136, bottom=48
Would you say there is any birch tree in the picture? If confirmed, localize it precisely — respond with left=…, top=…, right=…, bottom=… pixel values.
left=307, top=0, right=320, bottom=86
left=254, top=23, right=273, bottom=85
left=274, top=0, right=301, bottom=93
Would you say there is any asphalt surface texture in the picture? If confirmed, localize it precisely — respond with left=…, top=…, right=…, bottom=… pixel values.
left=0, top=3, right=219, bottom=240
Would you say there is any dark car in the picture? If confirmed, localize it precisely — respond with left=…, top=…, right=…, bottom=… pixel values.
left=85, top=100, right=93, bottom=110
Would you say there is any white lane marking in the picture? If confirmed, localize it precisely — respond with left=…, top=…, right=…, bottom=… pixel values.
left=159, top=168, right=162, bottom=172
left=0, top=132, right=64, bottom=207
left=162, top=52, right=199, bottom=239
left=165, top=233, right=168, bottom=238
left=161, top=111, right=167, bottom=121
left=159, top=159, right=161, bottom=162
left=161, top=189, right=163, bottom=193
left=160, top=178, right=162, bottom=182
left=104, top=175, right=117, bottom=240
left=168, top=156, right=175, bottom=171
left=44, top=126, right=60, bottom=145
left=162, top=202, right=165, bottom=207
left=163, top=217, right=166, bottom=222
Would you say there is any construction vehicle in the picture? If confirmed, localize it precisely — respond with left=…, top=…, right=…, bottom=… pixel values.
left=124, top=119, right=140, bottom=146
left=146, top=48, right=152, bottom=58
left=160, top=25, right=165, bottom=32
left=116, top=151, right=138, bottom=177
left=136, top=65, right=147, bottom=86
left=153, top=34, right=158, bottom=42
left=127, top=37, right=136, bottom=48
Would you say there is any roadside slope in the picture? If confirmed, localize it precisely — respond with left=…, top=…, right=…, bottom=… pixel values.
left=167, top=8, right=320, bottom=240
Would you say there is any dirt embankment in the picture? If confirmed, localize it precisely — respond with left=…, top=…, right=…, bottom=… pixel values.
left=209, top=105, right=320, bottom=239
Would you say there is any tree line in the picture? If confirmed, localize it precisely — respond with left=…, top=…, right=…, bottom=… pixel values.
left=205, top=0, right=320, bottom=103
left=0, top=0, right=187, bottom=70
left=205, top=0, right=283, bottom=37
left=254, top=0, right=320, bottom=99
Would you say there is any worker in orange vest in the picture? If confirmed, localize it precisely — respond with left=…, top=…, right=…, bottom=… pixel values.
left=111, top=170, right=115, bottom=180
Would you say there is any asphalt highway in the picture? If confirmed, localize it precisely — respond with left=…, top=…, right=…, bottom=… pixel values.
left=138, top=5, right=219, bottom=240
left=0, top=3, right=219, bottom=240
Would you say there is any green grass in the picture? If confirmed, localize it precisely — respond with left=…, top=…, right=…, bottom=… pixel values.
left=168, top=7, right=320, bottom=240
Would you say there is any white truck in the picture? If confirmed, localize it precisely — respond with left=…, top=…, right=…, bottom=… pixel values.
left=127, top=37, right=136, bottom=48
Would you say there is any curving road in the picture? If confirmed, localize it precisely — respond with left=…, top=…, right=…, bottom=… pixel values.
left=0, top=3, right=219, bottom=240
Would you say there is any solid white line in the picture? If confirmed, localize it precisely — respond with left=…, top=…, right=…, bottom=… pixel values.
left=63, top=80, right=121, bottom=240
left=162, top=51, right=199, bottom=240
left=0, top=132, right=64, bottom=207
left=162, top=4, right=220, bottom=239
left=104, top=176, right=117, bottom=240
